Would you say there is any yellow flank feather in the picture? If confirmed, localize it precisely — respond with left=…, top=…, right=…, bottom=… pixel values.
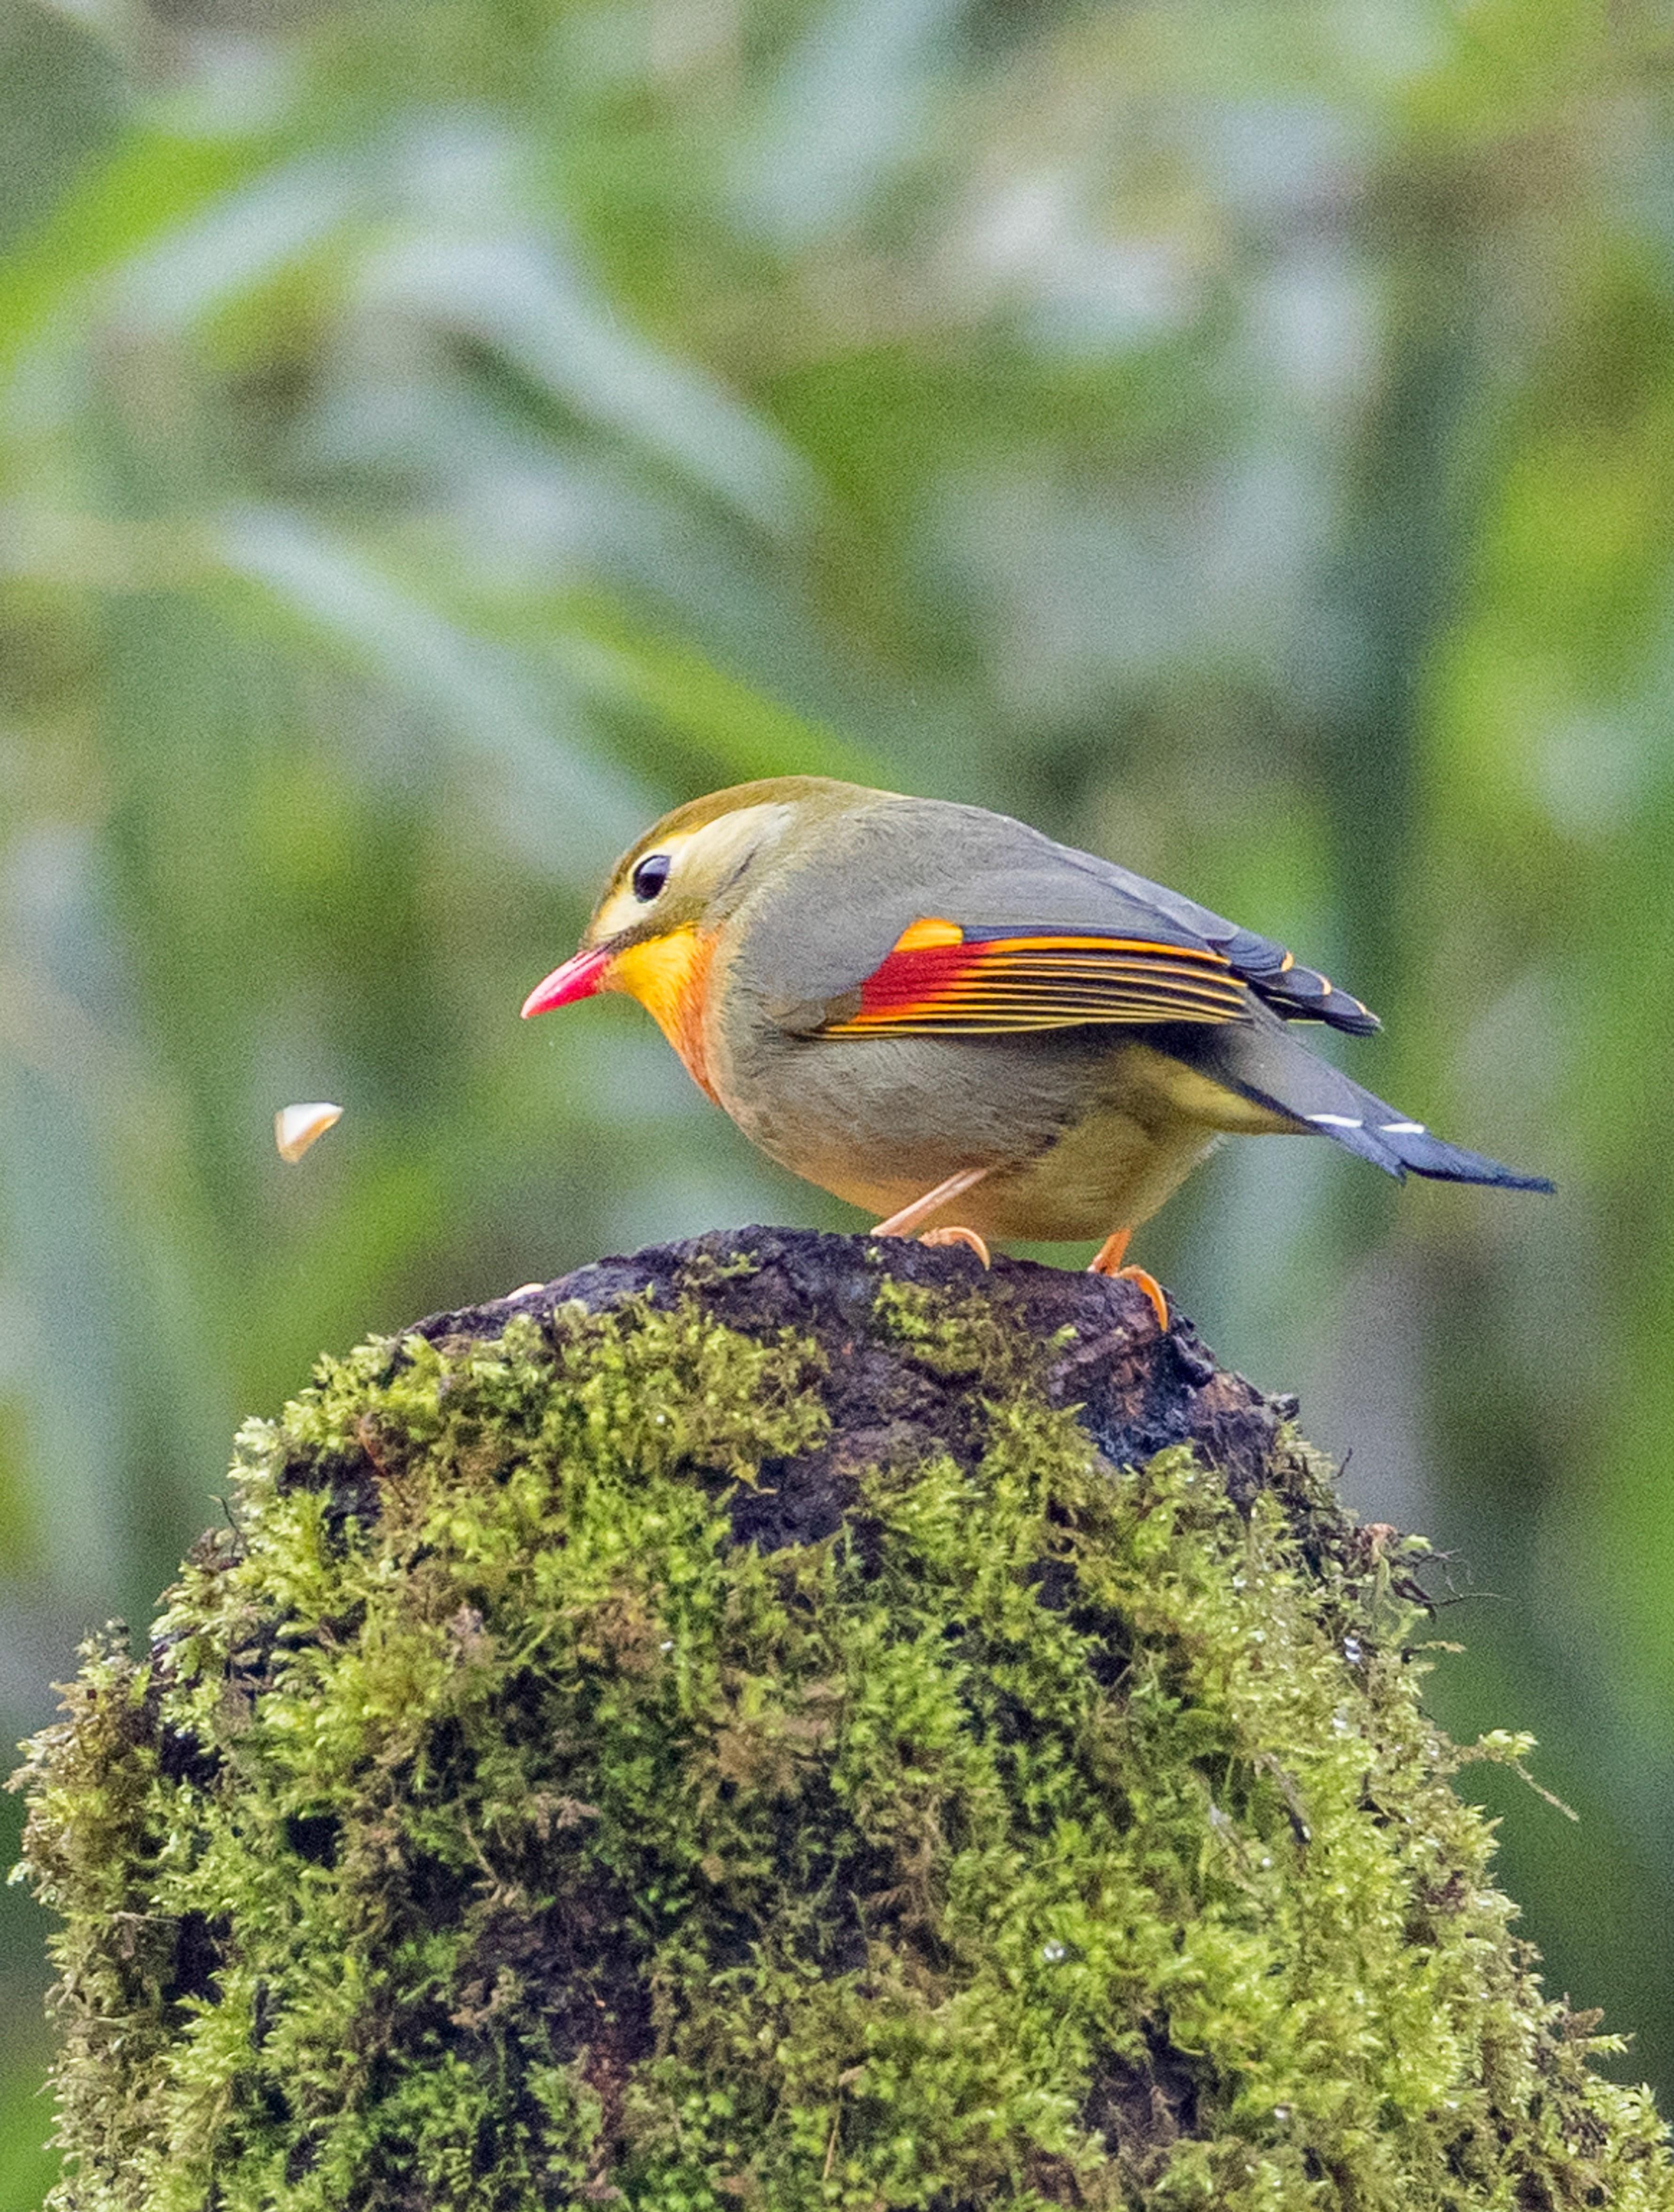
left=890, top=916, right=965, bottom=950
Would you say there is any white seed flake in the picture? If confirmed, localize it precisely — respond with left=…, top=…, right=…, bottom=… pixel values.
left=275, top=1102, right=343, bottom=1163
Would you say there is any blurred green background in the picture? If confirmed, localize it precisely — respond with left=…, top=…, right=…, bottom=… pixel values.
left=2, top=0, right=1672, bottom=2194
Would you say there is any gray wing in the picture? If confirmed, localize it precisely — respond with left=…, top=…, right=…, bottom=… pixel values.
left=1043, top=834, right=1379, bottom=1035
left=748, top=795, right=1379, bottom=1037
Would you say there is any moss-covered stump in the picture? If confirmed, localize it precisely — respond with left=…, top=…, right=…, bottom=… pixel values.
left=15, top=1229, right=1673, bottom=2211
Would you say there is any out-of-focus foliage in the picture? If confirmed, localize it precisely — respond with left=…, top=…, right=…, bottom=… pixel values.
left=0, top=0, right=1670, bottom=2191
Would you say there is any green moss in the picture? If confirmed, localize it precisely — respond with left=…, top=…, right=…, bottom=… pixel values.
left=13, top=1265, right=1674, bottom=2210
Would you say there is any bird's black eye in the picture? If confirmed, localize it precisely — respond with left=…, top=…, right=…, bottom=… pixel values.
left=631, top=852, right=671, bottom=903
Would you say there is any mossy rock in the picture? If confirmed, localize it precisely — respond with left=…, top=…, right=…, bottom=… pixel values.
left=14, top=1229, right=1672, bottom=2211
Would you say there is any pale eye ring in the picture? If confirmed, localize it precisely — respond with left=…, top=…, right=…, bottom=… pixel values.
left=631, top=852, right=671, bottom=902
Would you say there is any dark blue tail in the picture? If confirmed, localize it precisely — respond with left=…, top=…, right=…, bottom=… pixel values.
left=1195, top=1017, right=1554, bottom=1192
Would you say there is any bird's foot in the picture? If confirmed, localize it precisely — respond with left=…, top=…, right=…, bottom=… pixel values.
left=918, top=1225, right=991, bottom=1266
left=1114, top=1266, right=1168, bottom=1331
left=1088, top=1228, right=1168, bottom=1331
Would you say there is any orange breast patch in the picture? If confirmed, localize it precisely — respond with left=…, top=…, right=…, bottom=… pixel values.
left=607, top=928, right=720, bottom=1102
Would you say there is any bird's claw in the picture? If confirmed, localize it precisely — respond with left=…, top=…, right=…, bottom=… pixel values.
left=919, top=1225, right=991, bottom=1267
left=1111, top=1265, right=1168, bottom=1331
left=1087, top=1228, right=1168, bottom=1330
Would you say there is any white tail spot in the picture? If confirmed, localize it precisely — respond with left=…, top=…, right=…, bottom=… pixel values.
left=1308, top=1113, right=1362, bottom=1129
left=1379, top=1121, right=1424, bottom=1134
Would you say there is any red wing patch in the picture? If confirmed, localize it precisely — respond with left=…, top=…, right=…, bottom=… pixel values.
left=822, top=920, right=1249, bottom=1035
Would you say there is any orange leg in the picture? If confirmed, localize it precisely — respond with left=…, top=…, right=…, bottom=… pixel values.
left=872, top=1168, right=992, bottom=1267
left=1088, top=1227, right=1168, bottom=1330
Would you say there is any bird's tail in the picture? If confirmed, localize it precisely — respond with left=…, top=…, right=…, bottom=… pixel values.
left=1196, top=1018, right=1553, bottom=1192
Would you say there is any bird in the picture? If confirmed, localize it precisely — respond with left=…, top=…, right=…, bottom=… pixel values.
left=520, top=777, right=1550, bottom=1326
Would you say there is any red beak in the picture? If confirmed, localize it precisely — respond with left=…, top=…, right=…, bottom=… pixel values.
left=520, top=944, right=614, bottom=1019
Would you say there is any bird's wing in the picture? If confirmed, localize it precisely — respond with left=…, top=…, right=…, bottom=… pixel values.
left=1057, top=845, right=1380, bottom=1035
left=760, top=798, right=1377, bottom=1040
left=817, top=918, right=1249, bottom=1035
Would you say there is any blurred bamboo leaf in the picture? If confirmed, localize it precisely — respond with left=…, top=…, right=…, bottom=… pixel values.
left=367, top=226, right=821, bottom=538
left=214, top=505, right=653, bottom=877
left=548, top=601, right=889, bottom=787
left=0, top=127, right=261, bottom=367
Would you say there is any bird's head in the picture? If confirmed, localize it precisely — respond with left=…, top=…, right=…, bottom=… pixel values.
left=520, top=776, right=863, bottom=1051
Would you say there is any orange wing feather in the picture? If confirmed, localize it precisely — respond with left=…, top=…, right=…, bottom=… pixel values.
left=822, top=920, right=1249, bottom=1036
